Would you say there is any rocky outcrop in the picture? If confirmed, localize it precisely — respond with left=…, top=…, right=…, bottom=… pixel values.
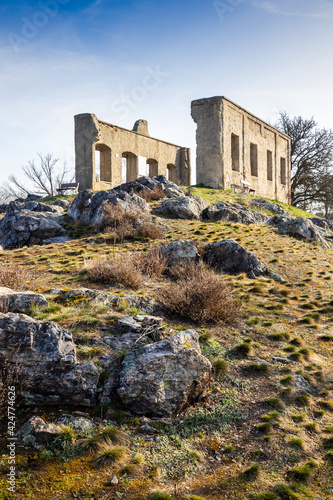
left=52, top=288, right=163, bottom=316
left=0, top=287, right=48, bottom=313
left=159, top=240, right=199, bottom=265
left=202, top=202, right=268, bottom=225
left=250, top=198, right=289, bottom=216
left=52, top=199, right=70, bottom=209
left=267, top=217, right=330, bottom=248
left=113, top=175, right=185, bottom=199
left=67, top=189, right=149, bottom=226
left=0, top=313, right=100, bottom=406
left=18, top=417, right=61, bottom=447
left=309, top=218, right=333, bottom=232
left=117, top=329, right=212, bottom=417
left=6, top=200, right=63, bottom=215
left=0, top=209, right=67, bottom=249
left=154, top=196, right=208, bottom=220
left=203, top=239, right=268, bottom=277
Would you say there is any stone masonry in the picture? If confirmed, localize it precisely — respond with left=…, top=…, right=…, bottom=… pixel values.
left=191, top=96, right=291, bottom=203
left=75, top=114, right=191, bottom=191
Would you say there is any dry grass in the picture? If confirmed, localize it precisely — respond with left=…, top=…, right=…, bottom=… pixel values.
left=0, top=264, right=32, bottom=291
left=103, top=203, right=164, bottom=241
left=84, top=256, right=143, bottom=290
left=157, top=262, right=240, bottom=324
left=134, top=185, right=166, bottom=202
left=133, top=248, right=168, bottom=278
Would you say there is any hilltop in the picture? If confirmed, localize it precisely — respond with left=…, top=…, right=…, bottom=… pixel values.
left=0, top=180, right=332, bottom=500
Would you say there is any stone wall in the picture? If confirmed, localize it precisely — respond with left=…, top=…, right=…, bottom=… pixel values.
left=75, top=114, right=191, bottom=191
left=191, top=96, right=291, bottom=204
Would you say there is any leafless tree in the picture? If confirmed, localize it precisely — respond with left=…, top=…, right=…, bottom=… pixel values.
left=276, top=112, right=333, bottom=208
left=0, top=153, right=74, bottom=200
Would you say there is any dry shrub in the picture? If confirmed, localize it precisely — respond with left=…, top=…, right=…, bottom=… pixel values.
left=157, top=262, right=239, bottom=324
left=134, top=186, right=166, bottom=202
left=0, top=265, right=31, bottom=291
left=103, top=203, right=164, bottom=241
left=168, top=260, right=206, bottom=281
left=85, top=256, right=143, bottom=290
left=133, top=249, right=168, bottom=278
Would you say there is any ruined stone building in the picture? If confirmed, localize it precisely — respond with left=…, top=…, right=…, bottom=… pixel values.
left=74, top=113, right=191, bottom=191
left=191, top=96, right=291, bottom=203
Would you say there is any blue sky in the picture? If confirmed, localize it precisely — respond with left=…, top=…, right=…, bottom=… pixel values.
left=0, top=0, right=333, bottom=185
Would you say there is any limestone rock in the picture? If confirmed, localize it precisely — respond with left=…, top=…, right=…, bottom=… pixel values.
left=6, top=200, right=63, bottom=215
left=309, top=218, right=333, bottom=232
left=202, top=202, right=268, bottom=225
left=113, top=175, right=185, bottom=199
left=56, top=288, right=163, bottom=315
left=159, top=240, right=199, bottom=265
left=154, top=195, right=208, bottom=220
left=250, top=198, right=289, bottom=216
left=0, top=210, right=66, bottom=249
left=52, top=199, right=70, bottom=208
left=42, top=236, right=72, bottom=244
left=67, top=189, right=149, bottom=226
left=267, top=216, right=330, bottom=248
left=117, top=329, right=212, bottom=417
left=18, top=417, right=61, bottom=447
left=203, top=239, right=267, bottom=277
left=0, top=287, right=48, bottom=313
left=0, top=312, right=100, bottom=406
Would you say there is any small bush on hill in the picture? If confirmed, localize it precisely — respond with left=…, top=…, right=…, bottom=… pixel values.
left=103, top=203, right=164, bottom=241
left=0, top=264, right=31, bottom=291
left=134, top=185, right=166, bottom=202
left=133, top=248, right=168, bottom=278
left=157, top=263, right=240, bottom=324
left=84, top=256, right=143, bottom=290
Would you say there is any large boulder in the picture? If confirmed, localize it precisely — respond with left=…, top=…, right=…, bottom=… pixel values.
left=308, top=218, right=333, bottom=232
left=113, top=175, right=185, bottom=199
left=153, top=196, right=208, bottom=220
left=18, top=417, right=61, bottom=447
left=53, top=288, right=163, bottom=316
left=0, top=209, right=67, bottom=249
left=250, top=199, right=289, bottom=216
left=117, top=329, right=212, bottom=417
left=67, top=189, right=149, bottom=226
left=159, top=240, right=199, bottom=265
left=0, top=313, right=100, bottom=406
left=267, top=217, right=330, bottom=248
left=202, top=201, right=268, bottom=225
left=6, top=200, right=63, bottom=215
left=0, top=287, right=48, bottom=313
left=203, top=239, right=268, bottom=277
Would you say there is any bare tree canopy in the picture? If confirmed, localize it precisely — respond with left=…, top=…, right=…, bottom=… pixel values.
left=0, top=153, right=74, bottom=201
left=276, top=112, right=333, bottom=209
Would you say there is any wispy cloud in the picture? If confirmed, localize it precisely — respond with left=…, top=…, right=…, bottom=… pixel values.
left=252, top=0, right=333, bottom=18
left=81, top=0, right=104, bottom=21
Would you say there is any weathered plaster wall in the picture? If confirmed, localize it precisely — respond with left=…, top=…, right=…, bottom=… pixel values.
left=191, top=96, right=291, bottom=204
left=75, top=114, right=191, bottom=191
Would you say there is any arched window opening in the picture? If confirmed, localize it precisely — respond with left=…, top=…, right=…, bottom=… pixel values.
left=147, top=158, right=158, bottom=177
left=122, top=152, right=138, bottom=182
left=95, top=144, right=112, bottom=182
left=167, top=164, right=178, bottom=184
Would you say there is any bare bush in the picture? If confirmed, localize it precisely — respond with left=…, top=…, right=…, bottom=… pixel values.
left=103, top=203, right=165, bottom=242
left=168, top=260, right=206, bottom=281
left=157, top=262, right=240, bottom=324
left=133, top=248, right=168, bottom=278
left=0, top=265, right=32, bottom=291
left=134, top=186, right=166, bottom=202
left=84, top=256, right=143, bottom=290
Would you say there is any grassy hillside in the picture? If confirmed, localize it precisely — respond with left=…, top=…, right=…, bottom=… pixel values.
left=0, top=188, right=332, bottom=500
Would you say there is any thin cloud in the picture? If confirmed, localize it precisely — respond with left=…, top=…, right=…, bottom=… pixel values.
left=81, top=0, right=104, bottom=20
left=252, top=0, right=332, bottom=18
